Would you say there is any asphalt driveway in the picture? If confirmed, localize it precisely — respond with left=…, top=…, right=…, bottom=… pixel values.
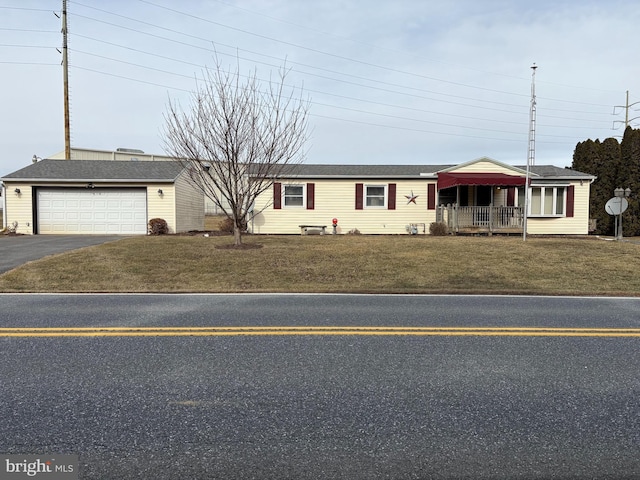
left=0, top=235, right=126, bottom=274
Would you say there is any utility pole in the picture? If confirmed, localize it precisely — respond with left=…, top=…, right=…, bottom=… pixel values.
left=62, top=0, right=71, bottom=159
left=523, top=63, right=537, bottom=242
left=613, top=90, right=640, bottom=130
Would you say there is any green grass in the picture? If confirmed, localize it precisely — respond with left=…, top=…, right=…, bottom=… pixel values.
left=1, top=234, right=639, bottom=295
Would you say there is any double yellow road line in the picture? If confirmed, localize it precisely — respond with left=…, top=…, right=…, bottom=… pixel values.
left=1, top=326, right=639, bottom=337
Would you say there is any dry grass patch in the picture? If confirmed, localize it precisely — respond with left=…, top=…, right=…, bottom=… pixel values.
left=0, top=235, right=639, bottom=295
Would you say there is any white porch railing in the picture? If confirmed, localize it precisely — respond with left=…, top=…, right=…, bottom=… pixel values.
left=437, top=205, right=524, bottom=233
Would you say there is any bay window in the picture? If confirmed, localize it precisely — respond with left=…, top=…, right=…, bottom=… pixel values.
left=529, top=186, right=566, bottom=216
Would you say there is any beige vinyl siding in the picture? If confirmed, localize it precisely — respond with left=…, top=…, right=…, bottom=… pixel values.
left=142, top=179, right=204, bottom=233
left=252, top=180, right=438, bottom=234
left=448, top=161, right=525, bottom=175
left=527, top=181, right=590, bottom=235
left=175, top=172, right=204, bottom=232
left=147, top=184, right=176, bottom=233
left=4, top=183, right=34, bottom=235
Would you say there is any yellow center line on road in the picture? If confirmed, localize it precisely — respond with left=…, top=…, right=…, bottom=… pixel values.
left=0, top=326, right=639, bottom=337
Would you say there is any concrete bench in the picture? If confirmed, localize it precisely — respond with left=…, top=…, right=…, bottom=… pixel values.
left=299, top=225, right=327, bottom=235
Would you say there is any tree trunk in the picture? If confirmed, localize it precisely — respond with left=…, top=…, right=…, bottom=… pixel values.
left=233, top=224, right=242, bottom=246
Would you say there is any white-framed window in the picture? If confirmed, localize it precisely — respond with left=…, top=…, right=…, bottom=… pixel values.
left=283, top=184, right=304, bottom=207
left=365, top=185, right=386, bottom=208
left=529, top=186, right=566, bottom=217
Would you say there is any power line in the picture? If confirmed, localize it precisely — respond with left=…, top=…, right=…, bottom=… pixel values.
left=0, top=6, right=55, bottom=12
left=91, top=0, right=531, bottom=99
left=202, top=0, right=626, bottom=97
left=1, top=0, right=617, bottom=156
left=309, top=112, right=527, bottom=142
left=137, top=0, right=622, bottom=107
left=3, top=3, right=616, bottom=133
left=69, top=2, right=619, bottom=121
left=0, top=61, right=58, bottom=65
left=0, top=28, right=59, bottom=33
left=70, top=10, right=530, bottom=112
left=0, top=43, right=56, bottom=48
left=67, top=15, right=613, bottom=127
left=71, top=37, right=611, bottom=127
left=71, top=56, right=589, bottom=142
left=70, top=55, right=525, bottom=136
left=71, top=64, right=191, bottom=92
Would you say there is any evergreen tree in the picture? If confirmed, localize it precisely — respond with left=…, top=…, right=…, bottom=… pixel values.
left=618, top=127, right=640, bottom=236
left=596, top=138, right=621, bottom=235
left=572, top=138, right=600, bottom=174
left=572, top=127, right=640, bottom=236
left=572, top=139, right=609, bottom=235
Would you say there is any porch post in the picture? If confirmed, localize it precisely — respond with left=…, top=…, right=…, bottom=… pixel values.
left=489, top=203, right=493, bottom=235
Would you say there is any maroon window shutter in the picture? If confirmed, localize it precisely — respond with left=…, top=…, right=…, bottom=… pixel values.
left=566, top=185, right=574, bottom=217
left=306, top=183, right=315, bottom=210
left=506, top=187, right=515, bottom=207
left=273, top=182, right=282, bottom=209
left=355, top=183, right=364, bottom=210
left=388, top=183, right=396, bottom=210
left=427, top=184, right=436, bottom=210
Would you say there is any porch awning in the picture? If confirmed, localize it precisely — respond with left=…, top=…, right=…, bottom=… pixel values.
left=437, top=172, right=527, bottom=190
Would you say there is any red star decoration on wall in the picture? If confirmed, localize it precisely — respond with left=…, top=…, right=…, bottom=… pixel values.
left=405, top=191, right=419, bottom=204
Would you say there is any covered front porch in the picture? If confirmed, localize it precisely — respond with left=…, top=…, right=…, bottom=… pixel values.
left=435, top=172, right=526, bottom=234
left=436, top=204, right=524, bottom=234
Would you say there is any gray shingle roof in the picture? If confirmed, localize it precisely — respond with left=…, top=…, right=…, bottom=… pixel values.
left=270, top=163, right=595, bottom=179
left=2, top=159, right=185, bottom=182
left=3, top=159, right=595, bottom=182
left=524, top=165, right=594, bottom=178
left=270, top=164, right=454, bottom=178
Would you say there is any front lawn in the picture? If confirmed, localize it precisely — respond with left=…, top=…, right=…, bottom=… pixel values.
left=0, top=234, right=638, bottom=295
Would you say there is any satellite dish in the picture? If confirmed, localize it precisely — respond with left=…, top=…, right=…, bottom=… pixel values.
left=605, top=197, right=628, bottom=216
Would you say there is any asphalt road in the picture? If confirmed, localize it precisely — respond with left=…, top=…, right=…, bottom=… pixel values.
left=0, top=235, right=125, bottom=273
left=0, top=294, right=638, bottom=479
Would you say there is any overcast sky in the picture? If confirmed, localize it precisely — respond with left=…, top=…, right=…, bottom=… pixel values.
left=1, top=0, right=639, bottom=176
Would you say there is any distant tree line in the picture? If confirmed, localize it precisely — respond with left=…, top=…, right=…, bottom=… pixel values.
left=572, top=126, right=640, bottom=236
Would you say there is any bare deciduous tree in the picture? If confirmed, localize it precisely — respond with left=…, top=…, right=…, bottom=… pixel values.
left=163, top=59, right=309, bottom=246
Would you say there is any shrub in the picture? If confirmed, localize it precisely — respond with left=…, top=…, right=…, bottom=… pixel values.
left=218, top=216, right=247, bottom=234
left=219, top=217, right=234, bottom=233
left=429, top=222, right=449, bottom=236
left=347, top=228, right=361, bottom=235
left=148, top=218, right=169, bottom=235
left=3, top=221, right=18, bottom=235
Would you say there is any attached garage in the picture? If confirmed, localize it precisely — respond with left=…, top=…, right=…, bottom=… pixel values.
left=37, top=188, right=147, bottom=234
left=2, top=159, right=204, bottom=235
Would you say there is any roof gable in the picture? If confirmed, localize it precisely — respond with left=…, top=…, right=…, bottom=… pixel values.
left=437, top=157, right=532, bottom=176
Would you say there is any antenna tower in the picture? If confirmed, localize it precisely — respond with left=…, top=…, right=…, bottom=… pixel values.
left=523, top=64, right=537, bottom=242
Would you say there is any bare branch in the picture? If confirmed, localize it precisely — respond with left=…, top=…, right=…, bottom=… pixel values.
left=162, top=57, right=310, bottom=245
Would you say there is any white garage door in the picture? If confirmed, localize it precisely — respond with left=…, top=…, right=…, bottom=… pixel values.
left=37, top=188, right=147, bottom=234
